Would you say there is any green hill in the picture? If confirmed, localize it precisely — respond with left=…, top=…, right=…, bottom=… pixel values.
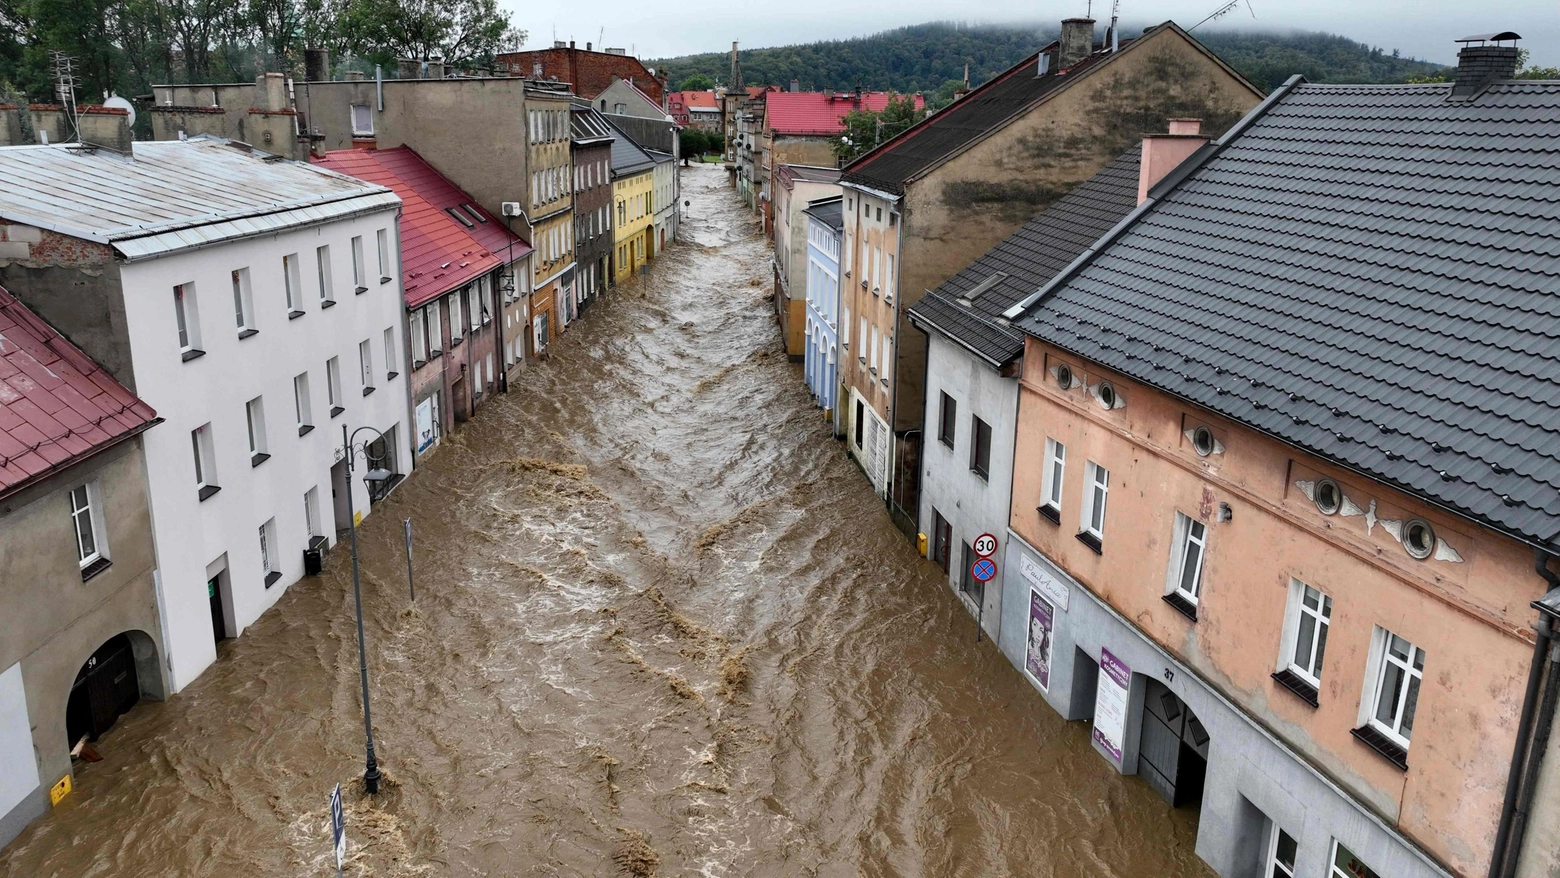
left=651, top=22, right=1449, bottom=101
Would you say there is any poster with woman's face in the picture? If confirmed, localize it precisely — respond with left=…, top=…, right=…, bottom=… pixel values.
left=1026, top=590, right=1054, bottom=691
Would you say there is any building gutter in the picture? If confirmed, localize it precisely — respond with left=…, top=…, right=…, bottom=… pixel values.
left=1003, top=74, right=1307, bottom=321
left=840, top=179, right=902, bottom=204
left=1491, top=553, right=1560, bottom=878
left=0, top=416, right=163, bottom=505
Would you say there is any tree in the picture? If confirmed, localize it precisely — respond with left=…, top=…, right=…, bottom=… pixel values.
left=337, top=0, right=523, bottom=67
left=678, top=72, right=712, bottom=91
left=679, top=127, right=708, bottom=162
left=829, top=94, right=921, bottom=162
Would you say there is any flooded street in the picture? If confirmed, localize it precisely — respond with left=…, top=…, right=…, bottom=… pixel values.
left=1, top=165, right=1208, bottom=877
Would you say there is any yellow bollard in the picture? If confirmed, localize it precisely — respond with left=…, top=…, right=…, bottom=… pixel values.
left=917, top=533, right=928, bottom=557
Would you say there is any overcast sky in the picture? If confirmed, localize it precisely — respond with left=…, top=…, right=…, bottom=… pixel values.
left=508, top=0, right=1558, bottom=69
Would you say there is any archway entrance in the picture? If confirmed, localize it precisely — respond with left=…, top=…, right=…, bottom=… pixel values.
left=1138, top=678, right=1209, bottom=809
left=65, top=634, right=142, bottom=750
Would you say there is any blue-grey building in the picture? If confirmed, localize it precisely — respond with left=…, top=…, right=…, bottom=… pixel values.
left=802, top=196, right=842, bottom=420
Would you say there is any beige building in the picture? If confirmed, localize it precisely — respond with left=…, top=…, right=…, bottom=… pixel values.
left=772, top=164, right=841, bottom=358
left=838, top=18, right=1262, bottom=521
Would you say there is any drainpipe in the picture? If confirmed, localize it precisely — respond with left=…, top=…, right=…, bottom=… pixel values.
left=1490, top=548, right=1560, bottom=878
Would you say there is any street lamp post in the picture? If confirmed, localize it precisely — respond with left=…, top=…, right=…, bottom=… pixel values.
left=341, top=424, right=393, bottom=795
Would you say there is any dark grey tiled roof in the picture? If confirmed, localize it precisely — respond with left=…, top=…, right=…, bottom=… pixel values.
left=606, top=117, right=656, bottom=176
left=1013, top=79, right=1560, bottom=545
left=908, top=150, right=1141, bottom=367
left=803, top=195, right=843, bottom=231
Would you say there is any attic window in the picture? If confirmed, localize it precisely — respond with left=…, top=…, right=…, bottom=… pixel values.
left=1097, top=381, right=1119, bottom=410
left=1192, top=426, right=1215, bottom=457
left=1056, top=363, right=1076, bottom=390
left=956, top=271, right=1009, bottom=307
left=445, top=207, right=475, bottom=228
left=462, top=204, right=488, bottom=224
left=1314, top=478, right=1342, bottom=515
left=1403, top=519, right=1436, bottom=560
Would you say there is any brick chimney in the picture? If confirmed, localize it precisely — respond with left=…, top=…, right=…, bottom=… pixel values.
left=1059, top=18, right=1096, bottom=70
left=1451, top=32, right=1521, bottom=100
left=1138, top=118, right=1206, bottom=204
left=27, top=104, right=68, bottom=144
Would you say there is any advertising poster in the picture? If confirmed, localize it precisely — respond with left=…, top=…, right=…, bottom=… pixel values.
left=415, top=398, right=435, bottom=453
left=1093, top=648, right=1131, bottom=764
left=1025, top=590, right=1054, bottom=691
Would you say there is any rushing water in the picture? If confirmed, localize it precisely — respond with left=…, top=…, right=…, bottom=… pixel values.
left=1, top=165, right=1209, bottom=878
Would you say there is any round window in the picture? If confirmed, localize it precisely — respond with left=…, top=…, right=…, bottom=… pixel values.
left=1314, top=478, right=1341, bottom=515
left=1097, top=381, right=1117, bottom=410
left=1192, top=426, right=1215, bottom=457
left=1403, top=518, right=1436, bottom=559
left=1056, top=364, right=1074, bottom=390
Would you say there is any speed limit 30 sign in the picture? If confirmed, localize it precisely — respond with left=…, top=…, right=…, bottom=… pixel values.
left=973, top=533, right=998, bottom=558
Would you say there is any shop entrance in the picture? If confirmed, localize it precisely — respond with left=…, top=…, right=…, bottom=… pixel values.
left=1138, top=678, right=1209, bottom=809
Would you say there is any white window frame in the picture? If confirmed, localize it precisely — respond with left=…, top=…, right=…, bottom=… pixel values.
left=69, top=481, right=106, bottom=568
left=350, top=104, right=373, bottom=136
left=191, top=423, right=217, bottom=491
left=383, top=327, right=397, bottom=379
left=1280, top=580, right=1332, bottom=687
left=1081, top=461, right=1109, bottom=540
left=410, top=309, right=428, bottom=363
left=245, top=396, right=268, bottom=459
left=376, top=229, right=390, bottom=280
left=316, top=245, right=334, bottom=304
left=283, top=253, right=303, bottom=312
left=259, top=517, right=278, bottom=578
left=1329, top=840, right=1380, bottom=878
left=1362, top=627, right=1424, bottom=749
left=293, top=372, right=312, bottom=431
left=1041, top=437, right=1066, bottom=512
left=304, top=487, right=321, bottom=540
left=359, top=339, right=374, bottom=392
left=351, top=236, right=366, bottom=289
left=232, top=268, right=254, bottom=333
left=326, top=356, right=343, bottom=413
left=449, top=292, right=464, bottom=341
left=1266, top=827, right=1298, bottom=878
left=174, top=282, right=199, bottom=353
left=427, top=304, right=442, bottom=355
left=1166, top=512, right=1207, bottom=603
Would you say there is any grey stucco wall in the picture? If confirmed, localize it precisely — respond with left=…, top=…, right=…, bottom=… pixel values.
left=997, top=534, right=1454, bottom=878
left=0, top=264, right=136, bottom=394
left=0, top=437, right=166, bottom=848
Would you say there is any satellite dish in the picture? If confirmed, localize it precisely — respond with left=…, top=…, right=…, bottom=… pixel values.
left=103, top=95, right=136, bottom=128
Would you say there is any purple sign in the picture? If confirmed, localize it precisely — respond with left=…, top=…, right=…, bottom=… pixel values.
left=1092, top=648, right=1131, bottom=763
left=1025, top=591, right=1054, bottom=691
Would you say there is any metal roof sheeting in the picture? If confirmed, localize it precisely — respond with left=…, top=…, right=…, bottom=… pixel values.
left=1014, top=79, right=1560, bottom=546
left=0, top=138, right=397, bottom=261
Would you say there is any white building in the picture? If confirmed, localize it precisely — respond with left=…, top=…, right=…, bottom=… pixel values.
left=648, top=150, right=679, bottom=255
left=802, top=196, right=843, bottom=419
left=0, top=137, right=412, bottom=691
left=905, top=151, right=1140, bottom=639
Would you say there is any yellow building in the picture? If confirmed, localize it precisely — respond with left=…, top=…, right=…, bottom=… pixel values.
left=525, top=83, right=575, bottom=350
left=607, top=119, right=657, bottom=285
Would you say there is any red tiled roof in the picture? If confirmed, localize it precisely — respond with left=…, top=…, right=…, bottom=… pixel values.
left=764, top=91, right=926, bottom=136
left=0, top=285, right=157, bottom=498
left=671, top=91, right=718, bottom=110
left=314, top=148, right=531, bottom=309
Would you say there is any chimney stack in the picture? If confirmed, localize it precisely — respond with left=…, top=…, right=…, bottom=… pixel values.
left=790, top=78, right=800, bottom=93
left=1451, top=32, right=1521, bottom=100
left=0, top=104, right=22, bottom=146
left=1138, top=118, right=1206, bottom=204
left=1059, top=18, right=1096, bottom=70
left=304, top=48, right=330, bottom=82
left=586, top=42, right=592, bottom=51
left=77, top=104, right=133, bottom=154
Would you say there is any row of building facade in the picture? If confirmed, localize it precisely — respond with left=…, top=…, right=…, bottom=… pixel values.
left=755, top=19, right=1560, bottom=878
left=0, top=46, right=688, bottom=848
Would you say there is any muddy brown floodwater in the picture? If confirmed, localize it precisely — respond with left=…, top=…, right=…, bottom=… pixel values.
left=1, top=165, right=1212, bottom=878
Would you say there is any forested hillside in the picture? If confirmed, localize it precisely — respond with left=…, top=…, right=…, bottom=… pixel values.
left=651, top=22, right=1450, bottom=99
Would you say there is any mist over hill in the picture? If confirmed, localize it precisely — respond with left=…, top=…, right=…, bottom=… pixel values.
left=650, top=22, right=1449, bottom=100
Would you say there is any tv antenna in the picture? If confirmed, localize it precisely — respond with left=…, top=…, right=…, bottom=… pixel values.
left=1189, top=0, right=1255, bottom=31
left=50, top=50, right=81, bottom=142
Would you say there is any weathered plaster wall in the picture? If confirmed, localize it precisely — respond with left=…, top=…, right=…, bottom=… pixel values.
left=1008, top=336, right=1539, bottom=875
left=0, top=234, right=136, bottom=392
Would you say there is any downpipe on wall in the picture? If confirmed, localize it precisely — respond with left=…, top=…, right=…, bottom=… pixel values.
left=1489, top=547, right=1560, bottom=878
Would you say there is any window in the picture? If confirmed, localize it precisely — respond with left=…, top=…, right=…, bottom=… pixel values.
left=1165, top=512, right=1207, bottom=613
left=293, top=372, right=313, bottom=435
left=316, top=245, right=334, bottom=305
left=192, top=423, right=218, bottom=499
left=854, top=399, right=864, bottom=448
left=173, top=283, right=201, bottom=357
left=881, top=334, right=892, bottom=384
left=842, top=305, right=850, bottom=348
left=1266, top=829, right=1297, bottom=878
left=383, top=327, right=398, bottom=380
left=284, top=253, right=303, bottom=315
left=377, top=229, right=391, bottom=281
left=326, top=356, right=344, bottom=417
left=350, top=104, right=372, bottom=136
left=351, top=236, right=366, bottom=291
left=304, top=488, right=321, bottom=540
left=359, top=339, right=374, bottom=395
left=938, top=392, right=956, bottom=448
left=69, top=482, right=107, bottom=573
left=1040, top=438, right=1066, bottom=519
left=858, top=318, right=868, bottom=363
left=1403, top=518, right=1435, bottom=560
left=1080, top=461, right=1109, bottom=545
left=410, top=310, right=427, bottom=364
left=1329, top=842, right=1380, bottom=878
left=245, top=396, right=269, bottom=465
left=1283, top=581, right=1332, bottom=689
left=449, top=292, right=464, bottom=342
left=259, top=518, right=280, bottom=587
left=232, top=269, right=255, bottom=337
left=467, top=286, right=481, bottom=332
left=1366, top=629, right=1424, bottom=751
left=427, top=304, right=442, bottom=355
left=1191, top=425, right=1215, bottom=456
left=931, top=509, right=952, bottom=574
left=869, top=325, right=879, bottom=373
left=970, top=416, right=992, bottom=480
